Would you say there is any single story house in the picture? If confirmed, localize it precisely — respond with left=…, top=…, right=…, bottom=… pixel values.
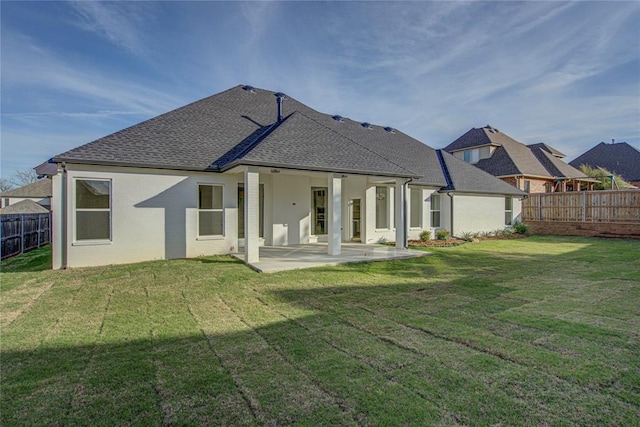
left=37, top=85, right=525, bottom=269
left=443, top=125, right=595, bottom=192
left=0, top=199, right=50, bottom=215
left=569, top=141, right=640, bottom=188
left=0, top=178, right=52, bottom=210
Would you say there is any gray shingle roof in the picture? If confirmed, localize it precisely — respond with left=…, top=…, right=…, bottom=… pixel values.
left=53, top=85, right=447, bottom=185
left=569, top=142, right=640, bottom=181
left=437, top=150, right=527, bottom=196
left=0, top=199, right=49, bottom=214
left=527, top=143, right=565, bottom=158
left=444, top=126, right=586, bottom=179
left=0, top=178, right=52, bottom=198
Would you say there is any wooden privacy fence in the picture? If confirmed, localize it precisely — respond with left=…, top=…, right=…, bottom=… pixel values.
left=1, top=213, right=51, bottom=260
left=522, top=190, right=640, bottom=223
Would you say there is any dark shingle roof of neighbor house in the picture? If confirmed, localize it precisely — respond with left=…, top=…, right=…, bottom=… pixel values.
left=436, top=150, right=526, bottom=196
left=444, top=125, right=587, bottom=179
left=0, top=178, right=52, bottom=198
left=569, top=142, right=640, bottom=181
left=0, top=199, right=49, bottom=215
left=526, top=143, right=565, bottom=158
left=52, top=85, right=520, bottom=194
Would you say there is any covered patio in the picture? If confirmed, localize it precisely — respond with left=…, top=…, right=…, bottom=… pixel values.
left=234, top=243, right=429, bottom=273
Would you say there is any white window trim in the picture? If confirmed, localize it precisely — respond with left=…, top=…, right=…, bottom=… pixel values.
left=430, top=194, right=441, bottom=228
left=197, top=183, right=225, bottom=239
left=73, top=178, right=112, bottom=245
left=409, top=187, right=422, bottom=229
left=505, top=196, right=513, bottom=225
left=375, top=185, right=392, bottom=231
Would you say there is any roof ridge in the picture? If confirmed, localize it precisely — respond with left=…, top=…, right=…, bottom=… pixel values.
left=295, top=110, right=418, bottom=177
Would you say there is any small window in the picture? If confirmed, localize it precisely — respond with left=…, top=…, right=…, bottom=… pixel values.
left=199, top=185, right=223, bottom=237
left=524, top=180, right=531, bottom=193
left=76, top=179, right=111, bottom=241
left=430, top=194, right=441, bottom=228
left=375, top=186, right=389, bottom=229
left=410, top=187, right=421, bottom=228
left=505, top=197, right=513, bottom=225
left=463, top=149, right=480, bottom=164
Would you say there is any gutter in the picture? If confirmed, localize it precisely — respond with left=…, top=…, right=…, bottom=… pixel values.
left=402, top=178, right=413, bottom=249
left=60, top=162, right=68, bottom=269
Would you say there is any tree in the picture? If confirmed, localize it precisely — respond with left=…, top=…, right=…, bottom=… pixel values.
left=11, top=169, right=39, bottom=187
left=0, top=178, right=15, bottom=192
left=578, top=165, right=634, bottom=190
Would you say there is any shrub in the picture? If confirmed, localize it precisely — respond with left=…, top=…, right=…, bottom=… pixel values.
left=419, top=230, right=431, bottom=242
left=459, top=231, right=474, bottom=241
left=436, top=229, right=450, bottom=240
left=512, top=221, right=529, bottom=235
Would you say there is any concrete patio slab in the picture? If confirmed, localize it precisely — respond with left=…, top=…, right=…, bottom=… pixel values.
left=234, top=243, right=429, bottom=273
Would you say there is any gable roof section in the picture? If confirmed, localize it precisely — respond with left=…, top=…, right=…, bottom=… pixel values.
left=0, top=199, right=49, bottom=214
left=531, top=148, right=587, bottom=179
left=436, top=150, right=526, bottom=196
left=0, top=178, right=52, bottom=198
left=444, top=126, right=579, bottom=178
left=569, top=142, right=640, bottom=181
left=527, top=143, right=565, bottom=158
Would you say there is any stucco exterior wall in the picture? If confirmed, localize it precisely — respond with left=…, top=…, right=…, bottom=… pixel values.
left=440, top=193, right=522, bottom=236
left=53, top=165, right=239, bottom=269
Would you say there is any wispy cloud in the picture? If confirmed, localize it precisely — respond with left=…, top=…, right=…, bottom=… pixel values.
left=67, top=1, right=151, bottom=55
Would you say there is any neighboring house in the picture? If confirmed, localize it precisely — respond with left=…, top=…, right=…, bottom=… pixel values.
left=37, top=85, right=525, bottom=269
left=0, top=199, right=50, bottom=215
left=0, top=178, right=52, bottom=210
left=569, top=142, right=640, bottom=188
left=443, top=125, right=594, bottom=193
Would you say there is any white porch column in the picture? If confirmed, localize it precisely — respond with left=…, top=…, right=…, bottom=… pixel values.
left=395, top=178, right=406, bottom=249
left=328, top=174, right=342, bottom=256
left=244, top=169, right=260, bottom=264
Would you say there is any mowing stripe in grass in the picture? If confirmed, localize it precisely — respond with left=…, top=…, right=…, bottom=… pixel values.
left=221, top=289, right=444, bottom=425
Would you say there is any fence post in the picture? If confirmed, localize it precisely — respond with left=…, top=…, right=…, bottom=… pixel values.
left=37, top=214, right=41, bottom=248
left=538, top=195, right=542, bottom=221
left=582, top=192, right=587, bottom=222
left=20, top=214, right=25, bottom=253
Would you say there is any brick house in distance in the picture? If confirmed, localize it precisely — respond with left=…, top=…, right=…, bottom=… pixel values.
left=443, top=125, right=595, bottom=193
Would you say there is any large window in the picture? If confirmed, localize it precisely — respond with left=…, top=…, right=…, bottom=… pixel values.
left=430, top=194, right=441, bottom=228
left=238, top=184, right=264, bottom=238
left=375, top=186, right=389, bottom=229
left=410, top=187, right=421, bottom=228
left=76, top=179, right=111, bottom=241
left=505, top=197, right=513, bottom=225
left=199, top=185, right=223, bottom=237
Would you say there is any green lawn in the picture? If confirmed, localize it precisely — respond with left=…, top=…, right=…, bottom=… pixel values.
left=1, top=236, right=639, bottom=426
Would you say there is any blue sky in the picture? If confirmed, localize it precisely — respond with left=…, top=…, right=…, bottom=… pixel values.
left=2, top=1, right=639, bottom=179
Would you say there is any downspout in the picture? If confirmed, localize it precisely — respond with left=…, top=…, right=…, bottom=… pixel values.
left=60, top=162, right=68, bottom=269
left=403, top=178, right=413, bottom=249
left=447, top=192, right=454, bottom=237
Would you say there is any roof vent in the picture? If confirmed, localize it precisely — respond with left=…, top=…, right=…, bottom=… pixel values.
left=332, top=115, right=344, bottom=122
left=242, top=85, right=256, bottom=93
left=274, top=92, right=287, bottom=122
left=384, top=126, right=395, bottom=133
left=361, top=122, right=373, bottom=129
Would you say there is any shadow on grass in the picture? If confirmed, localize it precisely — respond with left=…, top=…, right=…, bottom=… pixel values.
left=0, top=245, right=52, bottom=273
left=2, top=236, right=639, bottom=425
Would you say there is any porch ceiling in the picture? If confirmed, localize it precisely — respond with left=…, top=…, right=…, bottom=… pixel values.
left=234, top=243, right=429, bottom=273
